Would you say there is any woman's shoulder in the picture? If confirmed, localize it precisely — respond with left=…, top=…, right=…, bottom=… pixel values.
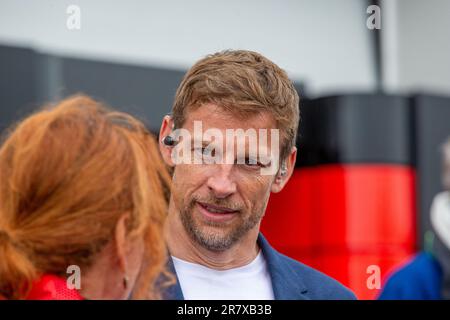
left=27, top=274, right=84, bottom=300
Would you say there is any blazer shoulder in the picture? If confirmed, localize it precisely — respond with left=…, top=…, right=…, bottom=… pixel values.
left=277, top=252, right=357, bottom=300
left=378, top=252, right=442, bottom=300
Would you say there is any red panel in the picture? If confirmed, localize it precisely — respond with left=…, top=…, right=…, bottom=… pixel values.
left=261, top=164, right=417, bottom=299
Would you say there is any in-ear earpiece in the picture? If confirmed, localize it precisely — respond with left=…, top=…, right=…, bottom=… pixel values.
left=279, top=162, right=287, bottom=177
left=162, top=135, right=175, bottom=146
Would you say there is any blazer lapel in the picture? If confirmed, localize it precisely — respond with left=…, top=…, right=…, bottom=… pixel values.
left=161, top=256, right=184, bottom=300
left=258, top=233, right=310, bottom=300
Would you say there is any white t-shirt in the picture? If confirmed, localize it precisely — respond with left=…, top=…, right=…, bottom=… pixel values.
left=172, top=251, right=275, bottom=300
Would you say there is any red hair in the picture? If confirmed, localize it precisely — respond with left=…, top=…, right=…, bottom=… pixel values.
left=0, top=95, right=171, bottom=299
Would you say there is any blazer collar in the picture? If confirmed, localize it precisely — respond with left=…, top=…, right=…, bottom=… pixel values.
left=163, top=257, right=184, bottom=300
left=257, top=233, right=309, bottom=300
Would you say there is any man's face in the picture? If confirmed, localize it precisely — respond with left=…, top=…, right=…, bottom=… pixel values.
left=169, top=103, right=281, bottom=251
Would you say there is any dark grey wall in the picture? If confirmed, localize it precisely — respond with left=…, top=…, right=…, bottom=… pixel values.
left=413, top=94, right=450, bottom=244
left=0, top=44, right=185, bottom=133
left=0, top=45, right=39, bottom=131
left=60, top=57, right=185, bottom=132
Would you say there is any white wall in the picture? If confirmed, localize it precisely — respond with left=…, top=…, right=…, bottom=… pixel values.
left=0, top=0, right=376, bottom=96
left=382, top=0, right=450, bottom=95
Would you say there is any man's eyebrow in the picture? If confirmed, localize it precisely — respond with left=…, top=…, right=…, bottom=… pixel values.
left=191, top=139, right=220, bottom=147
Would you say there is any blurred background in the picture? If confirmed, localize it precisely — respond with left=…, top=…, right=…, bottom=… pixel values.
left=1, top=0, right=450, bottom=299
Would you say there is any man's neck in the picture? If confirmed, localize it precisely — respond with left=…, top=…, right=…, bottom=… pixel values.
left=165, top=203, right=260, bottom=270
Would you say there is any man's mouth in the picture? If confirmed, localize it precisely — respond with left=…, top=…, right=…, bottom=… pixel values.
left=196, top=201, right=239, bottom=222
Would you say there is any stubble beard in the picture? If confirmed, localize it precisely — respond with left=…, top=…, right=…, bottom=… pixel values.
left=179, top=195, right=264, bottom=252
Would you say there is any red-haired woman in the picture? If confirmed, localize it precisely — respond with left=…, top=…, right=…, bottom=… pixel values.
left=0, top=95, right=171, bottom=300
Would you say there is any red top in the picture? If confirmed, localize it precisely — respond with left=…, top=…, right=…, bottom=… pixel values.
left=26, top=274, right=84, bottom=300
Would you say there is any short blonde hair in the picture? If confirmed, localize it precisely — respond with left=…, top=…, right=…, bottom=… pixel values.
left=172, top=50, right=300, bottom=161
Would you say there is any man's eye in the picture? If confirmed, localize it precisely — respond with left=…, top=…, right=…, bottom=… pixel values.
left=192, top=147, right=203, bottom=155
left=244, top=158, right=264, bottom=167
left=192, top=148, right=217, bottom=163
left=206, top=148, right=216, bottom=157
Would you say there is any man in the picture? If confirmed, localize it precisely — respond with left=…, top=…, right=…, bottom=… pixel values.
left=158, top=50, right=355, bottom=300
left=379, top=137, right=450, bottom=300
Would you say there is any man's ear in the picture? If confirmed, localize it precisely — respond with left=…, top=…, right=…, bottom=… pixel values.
left=271, top=146, right=297, bottom=193
left=114, top=213, right=130, bottom=274
left=159, top=115, right=176, bottom=167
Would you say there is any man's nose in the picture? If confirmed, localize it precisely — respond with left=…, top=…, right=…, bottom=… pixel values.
left=206, top=164, right=237, bottom=199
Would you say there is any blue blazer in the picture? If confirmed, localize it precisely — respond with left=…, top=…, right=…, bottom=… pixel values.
left=378, top=252, right=443, bottom=300
left=162, top=233, right=356, bottom=300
